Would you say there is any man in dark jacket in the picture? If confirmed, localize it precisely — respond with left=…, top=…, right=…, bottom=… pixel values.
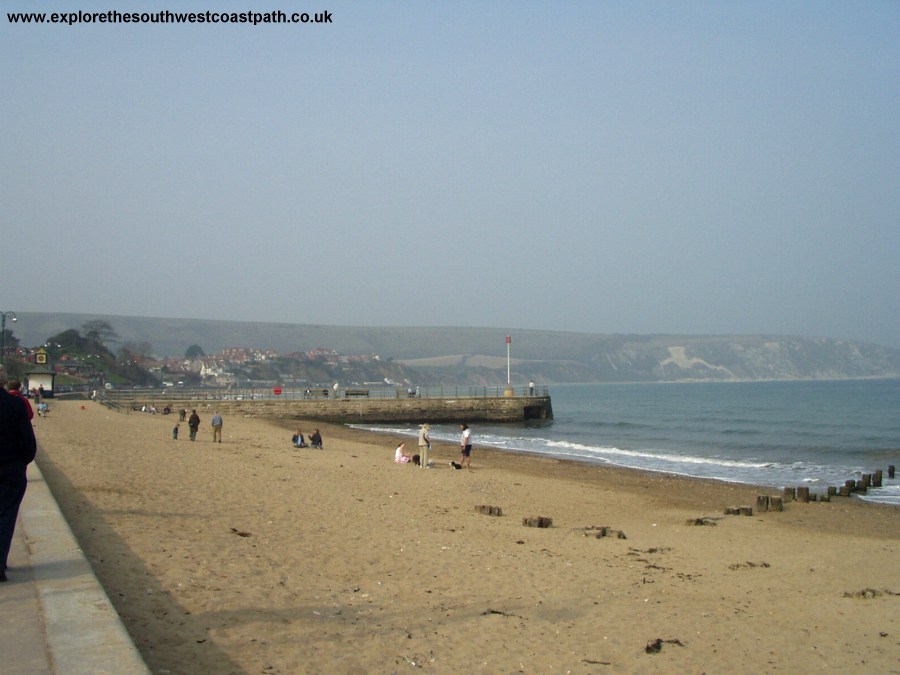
left=0, top=365, right=37, bottom=582
left=188, top=409, right=201, bottom=441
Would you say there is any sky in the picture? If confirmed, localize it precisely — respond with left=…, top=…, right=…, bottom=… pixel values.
left=3, top=1, right=899, bottom=348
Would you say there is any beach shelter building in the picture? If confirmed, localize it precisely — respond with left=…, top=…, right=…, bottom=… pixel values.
left=26, top=366, right=56, bottom=398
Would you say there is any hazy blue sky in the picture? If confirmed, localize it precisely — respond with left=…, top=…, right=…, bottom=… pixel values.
left=3, top=1, right=899, bottom=347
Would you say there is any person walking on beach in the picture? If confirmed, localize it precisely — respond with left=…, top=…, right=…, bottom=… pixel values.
left=0, top=365, right=37, bottom=582
left=459, top=423, right=473, bottom=469
left=7, top=380, right=33, bottom=420
left=188, top=409, right=200, bottom=441
left=418, top=423, right=431, bottom=468
left=211, top=411, right=223, bottom=443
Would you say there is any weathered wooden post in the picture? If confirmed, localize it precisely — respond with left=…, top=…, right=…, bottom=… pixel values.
left=860, top=474, right=872, bottom=488
left=845, top=479, right=857, bottom=492
left=839, top=485, right=851, bottom=497
left=872, top=470, right=883, bottom=488
left=783, top=487, right=795, bottom=502
left=827, top=486, right=837, bottom=497
left=738, top=506, right=753, bottom=516
left=889, top=465, right=896, bottom=479
left=769, top=496, right=783, bottom=512
left=522, top=516, right=553, bottom=528
left=756, top=495, right=770, bottom=513
left=796, top=486, right=810, bottom=503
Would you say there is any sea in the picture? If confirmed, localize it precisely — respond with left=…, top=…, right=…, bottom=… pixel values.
left=354, top=379, right=900, bottom=506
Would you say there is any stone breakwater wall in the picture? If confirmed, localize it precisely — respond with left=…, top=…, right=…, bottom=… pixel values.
left=120, top=395, right=553, bottom=424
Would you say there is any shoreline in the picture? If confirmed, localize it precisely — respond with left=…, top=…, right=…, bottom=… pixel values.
left=332, top=421, right=898, bottom=537
left=31, top=401, right=900, bottom=673
left=346, top=421, right=900, bottom=509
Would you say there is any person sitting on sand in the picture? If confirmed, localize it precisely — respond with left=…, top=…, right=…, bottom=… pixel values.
left=394, top=441, right=411, bottom=463
left=292, top=429, right=307, bottom=448
left=310, top=429, right=323, bottom=449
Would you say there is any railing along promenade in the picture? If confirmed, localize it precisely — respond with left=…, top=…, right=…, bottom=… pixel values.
left=101, top=385, right=553, bottom=423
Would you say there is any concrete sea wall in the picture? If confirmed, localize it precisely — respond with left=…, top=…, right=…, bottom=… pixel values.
left=114, top=395, right=553, bottom=424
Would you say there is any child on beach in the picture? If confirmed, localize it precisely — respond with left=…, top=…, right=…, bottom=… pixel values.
left=394, top=442, right=411, bottom=463
left=310, top=429, right=323, bottom=449
left=172, top=423, right=179, bottom=440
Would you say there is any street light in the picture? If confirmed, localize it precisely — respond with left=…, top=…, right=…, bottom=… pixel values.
left=0, top=311, right=17, bottom=366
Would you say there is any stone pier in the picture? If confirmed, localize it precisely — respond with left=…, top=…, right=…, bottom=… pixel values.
left=107, top=393, right=553, bottom=424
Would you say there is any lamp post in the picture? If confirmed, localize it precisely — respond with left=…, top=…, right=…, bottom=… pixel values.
left=0, top=311, right=17, bottom=366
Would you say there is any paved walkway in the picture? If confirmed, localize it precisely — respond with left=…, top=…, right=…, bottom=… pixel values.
left=1, top=461, right=149, bottom=674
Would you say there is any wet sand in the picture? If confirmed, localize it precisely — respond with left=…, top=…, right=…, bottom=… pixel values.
left=31, top=400, right=899, bottom=673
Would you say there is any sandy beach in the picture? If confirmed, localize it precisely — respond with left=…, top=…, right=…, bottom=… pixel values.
left=30, top=400, right=899, bottom=674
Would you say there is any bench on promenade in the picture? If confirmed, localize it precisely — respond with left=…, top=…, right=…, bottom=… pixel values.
left=344, top=389, right=370, bottom=398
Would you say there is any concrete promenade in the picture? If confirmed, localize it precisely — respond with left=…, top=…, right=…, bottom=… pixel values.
left=1, top=459, right=149, bottom=674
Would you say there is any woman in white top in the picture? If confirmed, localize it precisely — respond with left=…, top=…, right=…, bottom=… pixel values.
left=459, top=423, right=472, bottom=469
left=394, top=442, right=411, bottom=463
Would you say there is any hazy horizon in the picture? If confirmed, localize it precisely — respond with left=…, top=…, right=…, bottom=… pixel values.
left=4, top=2, right=899, bottom=348
left=11, top=310, right=900, bottom=357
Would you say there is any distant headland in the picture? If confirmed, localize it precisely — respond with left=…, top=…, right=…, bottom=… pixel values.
left=10, top=312, right=900, bottom=386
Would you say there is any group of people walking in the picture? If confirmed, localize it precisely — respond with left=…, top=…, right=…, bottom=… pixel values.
left=396, top=422, right=473, bottom=469
left=173, top=409, right=223, bottom=442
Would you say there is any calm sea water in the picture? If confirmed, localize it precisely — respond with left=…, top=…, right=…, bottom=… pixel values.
left=355, top=379, right=900, bottom=505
